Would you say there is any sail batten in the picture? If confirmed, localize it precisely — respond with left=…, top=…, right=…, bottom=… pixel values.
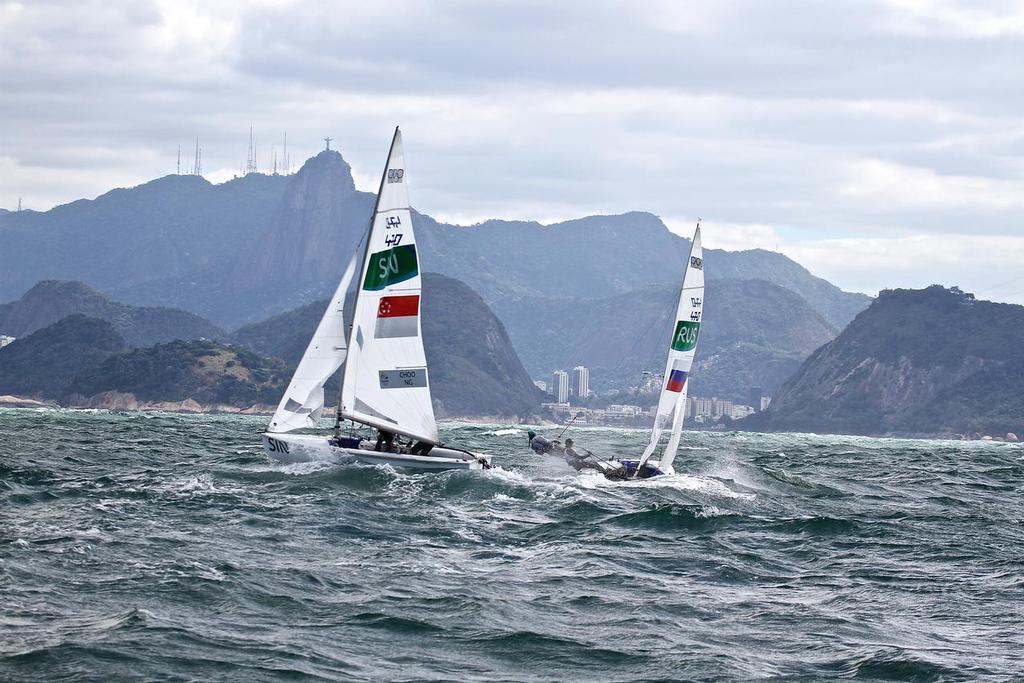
left=636, top=225, right=704, bottom=474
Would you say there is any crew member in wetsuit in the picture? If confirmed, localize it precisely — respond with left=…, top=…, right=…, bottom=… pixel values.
left=374, top=429, right=396, bottom=452
left=562, top=438, right=602, bottom=472
left=409, top=441, right=433, bottom=455
left=527, top=430, right=560, bottom=455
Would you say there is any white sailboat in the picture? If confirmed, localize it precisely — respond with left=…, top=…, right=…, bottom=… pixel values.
left=261, top=128, right=492, bottom=470
left=597, top=223, right=704, bottom=479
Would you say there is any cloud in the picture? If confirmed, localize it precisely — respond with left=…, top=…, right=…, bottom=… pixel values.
left=783, top=233, right=1024, bottom=304
left=839, top=159, right=1024, bottom=210
left=1, top=0, right=1022, bottom=301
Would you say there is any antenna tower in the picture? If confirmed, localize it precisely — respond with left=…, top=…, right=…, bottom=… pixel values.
left=191, top=137, right=202, bottom=176
left=246, top=125, right=258, bottom=175
left=271, top=146, right=278, bottom=175
left=176, top=145, right=181, bottom=175
left=17, top=197, right=22, bottom=212
left=283, top=131, right=289, bottom=174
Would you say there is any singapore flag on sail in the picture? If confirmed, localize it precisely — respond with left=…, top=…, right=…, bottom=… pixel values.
left=375, top=295, right=420, bottom=338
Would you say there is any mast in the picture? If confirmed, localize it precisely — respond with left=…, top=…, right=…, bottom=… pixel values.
left=636, top=222, right=703, bottom=474
left=335, top=126, right=402, bottom=429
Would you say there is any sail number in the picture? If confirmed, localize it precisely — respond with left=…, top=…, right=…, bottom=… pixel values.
left=266, top=437, right=290, bottom=454
left=385, top=233, right=403, bottom=246
left=671, top=320, right=701, bottom=352
left=377, top=252, right=402, bottom=281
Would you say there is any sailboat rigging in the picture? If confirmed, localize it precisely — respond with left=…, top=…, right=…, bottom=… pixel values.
left=261, top=127, right=492, bottom=471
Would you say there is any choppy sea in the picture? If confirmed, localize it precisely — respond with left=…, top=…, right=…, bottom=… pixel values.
left=1, top=408, right=1022, bottom=681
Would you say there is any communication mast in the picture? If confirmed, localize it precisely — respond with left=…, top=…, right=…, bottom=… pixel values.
left=283, top=131, right=290, bottom=174
left=17, top=197, right=22, bottom=212
left=176, top=145, right=181, bottom=175
left=191, top=137, right=202, bottom=176
left=246, top=125, right=258, bottom=175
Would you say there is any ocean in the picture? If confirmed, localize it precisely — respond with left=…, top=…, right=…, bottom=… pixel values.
left=1, top=408, right=1022, bottom=681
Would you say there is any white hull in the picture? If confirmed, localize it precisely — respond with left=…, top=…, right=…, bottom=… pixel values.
left=262, top=433, right=491, bottom=471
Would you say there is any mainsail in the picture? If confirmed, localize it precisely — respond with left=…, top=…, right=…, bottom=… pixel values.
left=267, top=253, right=358, bottom=433
left=636, top=224, right=704, bottom=475
left=339, top=128, right=439, bottom=444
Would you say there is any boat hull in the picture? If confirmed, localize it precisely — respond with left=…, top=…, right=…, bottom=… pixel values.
left=262, top=433, right=492, bottom=471
left=593, top=459, right=666, bottom=480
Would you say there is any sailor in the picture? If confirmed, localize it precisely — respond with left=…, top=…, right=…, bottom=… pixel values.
left=374, top=429, right=397, bottom=453
left=527, top=430, right=559, bottom=455
left=409, top=440, right=433, bottom=456
left=563, top=438, right=607, bottom=473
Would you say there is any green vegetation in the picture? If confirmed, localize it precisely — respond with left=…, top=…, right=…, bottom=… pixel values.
left=0, top=315, right=126, bottom=397
left=70, top=339, right=288, bottom=406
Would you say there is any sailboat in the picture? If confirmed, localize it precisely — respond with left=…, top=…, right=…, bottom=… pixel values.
left=261, top=128, right=492, bottom=471
left=589, top=224, right=704, bottom=479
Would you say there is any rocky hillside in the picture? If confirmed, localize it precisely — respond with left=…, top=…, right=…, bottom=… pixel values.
left=0, top=280, right=224, bottom=346
left=494, top=278, right=837, bottom=400
left=234, top=273, right=544, bottom=418
left=746, top=286, right=1024, bottom=437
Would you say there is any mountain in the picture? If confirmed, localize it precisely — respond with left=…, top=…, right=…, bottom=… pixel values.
left=0, top=148, right=867, bottom=333
left=493, top=278, right=837, bottom=400
left=69, top=339, right=289, bottom=408
left=0, top=280, right=224, bottom=346
left=0, top=173, right=286, bottom=306
left=0, top=315, right=127, bottom=397
left=746, top=286, right=1024, bottom=437
left=234, top=273, right=544, bottom=418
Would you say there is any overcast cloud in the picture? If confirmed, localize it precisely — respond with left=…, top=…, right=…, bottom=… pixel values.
left=1, top=0, right=1022, bottom=301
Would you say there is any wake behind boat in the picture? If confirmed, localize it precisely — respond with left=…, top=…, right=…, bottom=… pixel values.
left=261, top=128, right=491, bottom=471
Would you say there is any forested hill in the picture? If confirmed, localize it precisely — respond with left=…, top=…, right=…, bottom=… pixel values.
left=234, top=273, right=544, bottom=418
left=0, top=313, right=288, bottom=409
left=0, top=280, right=224, bottom=346
left=745, top=286, right=1024, bottom=437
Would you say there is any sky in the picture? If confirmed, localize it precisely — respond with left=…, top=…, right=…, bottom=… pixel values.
left=2, top=0, right=1023, bottom=302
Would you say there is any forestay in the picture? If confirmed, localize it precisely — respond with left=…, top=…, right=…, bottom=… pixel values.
left=340, top=128, right=440, bottom=444
left=267, top=253, right=358, bottom=433
left=636, top=224, right=704, bottom=474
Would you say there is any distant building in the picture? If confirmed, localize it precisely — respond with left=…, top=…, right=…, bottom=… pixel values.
left=760, top=396, right=772, bottom=411
left=694, top=397, right=713, bottom=418
left=711, top=398, right=733, bottom=419
left=606, top=404, right=642, bottom=416
left=571, top=365, right=590, bottom=399
left=748, top=386, right=764, bottom=411
left=551, top=370, right=569, bottom=403
left=0, top=335, right=14, bottom=349
left=533, top=380, right=548, bottom=393
left=731, top=404, right=755, bottom=420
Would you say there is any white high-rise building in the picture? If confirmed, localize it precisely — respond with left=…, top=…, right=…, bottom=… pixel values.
left=551, top=370, right=569, bottom=403
left=571, top=365, right=589, bottom=399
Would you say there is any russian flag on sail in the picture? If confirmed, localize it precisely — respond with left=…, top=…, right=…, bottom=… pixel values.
left=666, top=369, right=688, bottom=393
left=375, top=295, right=419, bottom=338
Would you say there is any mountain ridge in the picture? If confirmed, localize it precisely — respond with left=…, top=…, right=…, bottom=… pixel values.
left=0, top=147, right=868, bottom=332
